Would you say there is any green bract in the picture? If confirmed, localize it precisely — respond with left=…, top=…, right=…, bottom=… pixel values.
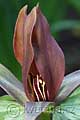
left=0, top=64, right=28, bottom=105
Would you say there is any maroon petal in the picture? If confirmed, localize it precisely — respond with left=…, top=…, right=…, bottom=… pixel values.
left=13, top=5, right=37, bottom=101
left=32, top=6, right=65, bottom=101
left=22, top=7, right=37, bottom=101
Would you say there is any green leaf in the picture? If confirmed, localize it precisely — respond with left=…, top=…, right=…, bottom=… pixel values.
left=0, top=95, right=14, bottom=101
left=67, top=0, right=80, bottom=13
left=0, top=97, right=24, bottom=120
left=52, top=86, right=80, bottom=120
left=36, top=112, right=51, bottom=120
left=55, top=70, right=80, bottom=104
left=0, top=64, right=28, bottom=105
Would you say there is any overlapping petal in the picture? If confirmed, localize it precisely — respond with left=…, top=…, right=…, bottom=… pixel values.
left=13, top=5, right=65, bottom=101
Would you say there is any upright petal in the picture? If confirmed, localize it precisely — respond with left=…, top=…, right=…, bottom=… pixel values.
left=13, top=5, right=38, bottom=101
left=22, top=7, right=37, bottom=101
left=32, top=6, right=65, bottom=101
left=13, top=5, right=27, bottom=65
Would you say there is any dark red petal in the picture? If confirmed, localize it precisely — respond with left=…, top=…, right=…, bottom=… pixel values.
left=13, top=5, right=27, bottom=65
left=32, top=6, right=65, bottom=101
left=13, top=5, right=39, bottom=101
left=22, top=7, right=37, bottom=101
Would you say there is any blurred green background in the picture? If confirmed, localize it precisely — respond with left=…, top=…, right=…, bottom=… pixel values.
left=0, top=0, right=80, bottom=80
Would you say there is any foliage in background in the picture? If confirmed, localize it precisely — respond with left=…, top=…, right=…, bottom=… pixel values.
left=0, top=0, right=80, bottom=80
left=67, top=0, right=80, bottom=13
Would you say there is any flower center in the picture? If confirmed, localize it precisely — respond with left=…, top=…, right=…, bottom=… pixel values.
left=29, top=73, right=49, bottom=101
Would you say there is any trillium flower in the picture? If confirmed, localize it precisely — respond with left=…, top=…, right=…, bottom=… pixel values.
left=0, top=4, right=80, bottom=105
left=13, top=4, right=65, bottom=102
left=0, top=4, right=80, bottom=120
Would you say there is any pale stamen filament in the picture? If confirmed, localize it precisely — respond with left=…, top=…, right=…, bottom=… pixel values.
left=42, top=81, right=46, bottom=100
left=33, top=78, right=40, bottom=101
left=36, top=75, right=44, bottom=99
left=31, top=74, right=48, bottom=101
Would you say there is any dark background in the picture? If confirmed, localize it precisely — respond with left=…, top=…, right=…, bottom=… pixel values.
left=0, top=0, right=80, bottom=95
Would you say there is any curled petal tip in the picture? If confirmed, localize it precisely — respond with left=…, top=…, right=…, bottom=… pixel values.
left=13, top=5, right=28, bottom=65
